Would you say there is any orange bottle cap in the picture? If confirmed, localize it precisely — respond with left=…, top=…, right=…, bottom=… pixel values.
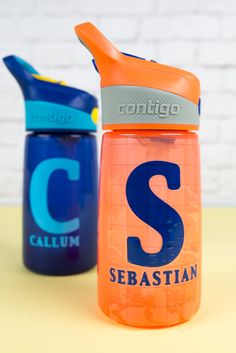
left=75, top=22, right=201, bottom=131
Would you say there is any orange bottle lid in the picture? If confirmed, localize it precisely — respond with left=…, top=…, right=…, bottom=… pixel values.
left=75, top=22, right=201, bottom=131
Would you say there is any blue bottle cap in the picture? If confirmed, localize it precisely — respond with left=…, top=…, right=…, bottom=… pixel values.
left=3, top=55, right=98, bottom=132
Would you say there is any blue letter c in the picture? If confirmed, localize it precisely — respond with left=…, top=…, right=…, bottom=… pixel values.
left=30, top=158, right=80, bottom=234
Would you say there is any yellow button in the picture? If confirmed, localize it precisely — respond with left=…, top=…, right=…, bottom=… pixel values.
left=91, top=107, right=99, bottom=125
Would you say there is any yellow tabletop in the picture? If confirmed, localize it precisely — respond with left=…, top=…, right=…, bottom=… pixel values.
left=0, top=208, right=235, bottom=353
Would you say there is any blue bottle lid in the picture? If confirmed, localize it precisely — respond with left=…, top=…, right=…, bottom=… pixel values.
left=3, top=55, right=98, bottom=132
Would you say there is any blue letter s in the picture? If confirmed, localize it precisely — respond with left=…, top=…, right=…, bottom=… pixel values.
left=30, top=158, right=80, bottom=234
left=126, top=161, right=184, bottom=267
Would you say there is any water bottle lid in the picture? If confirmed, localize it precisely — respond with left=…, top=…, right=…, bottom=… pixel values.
left=75, top=23, right=200, bottom=131
left=3, top=55, right=98, bottom=132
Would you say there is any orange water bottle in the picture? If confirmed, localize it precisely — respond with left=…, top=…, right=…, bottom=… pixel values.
left=75, top=23, right=201, bottom=328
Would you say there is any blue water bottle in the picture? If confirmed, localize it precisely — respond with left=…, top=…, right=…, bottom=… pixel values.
left=3, top=55, right=98, bottom=275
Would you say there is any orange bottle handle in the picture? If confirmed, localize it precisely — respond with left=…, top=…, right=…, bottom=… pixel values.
left=74, top=22, right=200, bottom=104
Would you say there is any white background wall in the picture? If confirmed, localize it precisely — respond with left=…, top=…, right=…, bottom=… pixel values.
left=0, top=0, right=235, bottom=206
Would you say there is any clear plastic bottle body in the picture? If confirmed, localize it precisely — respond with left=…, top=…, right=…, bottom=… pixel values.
left=23, top=132, right=98, bottom=275
left=98, top=130, right=201, bottom=327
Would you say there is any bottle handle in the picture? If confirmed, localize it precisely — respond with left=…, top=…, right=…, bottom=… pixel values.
left=74, top=22, right=121, bottom=75
left=3, top=55, right=37, bottom=89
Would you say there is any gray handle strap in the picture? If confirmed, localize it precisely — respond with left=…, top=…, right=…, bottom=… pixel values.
left=101, top=86, right=199, bottom=127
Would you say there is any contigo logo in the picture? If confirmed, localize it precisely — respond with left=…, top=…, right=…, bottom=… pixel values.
left=30, top=113, right=74, bottom=125
left=118, top=100, right=180, bottom=118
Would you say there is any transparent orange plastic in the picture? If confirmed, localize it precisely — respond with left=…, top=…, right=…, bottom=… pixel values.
left=98, top=130, right=201, bottom=327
